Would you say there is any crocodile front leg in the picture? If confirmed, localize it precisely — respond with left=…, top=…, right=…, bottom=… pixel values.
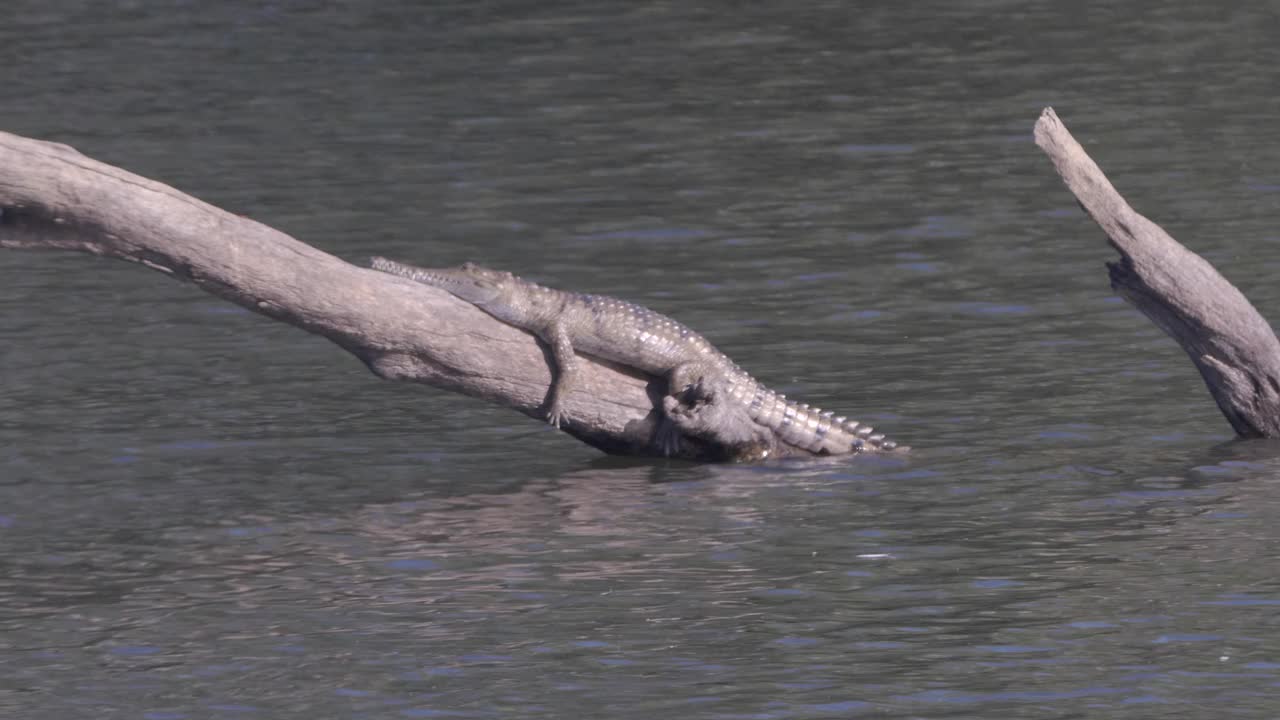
left=539, top=320, right=579, bottom=428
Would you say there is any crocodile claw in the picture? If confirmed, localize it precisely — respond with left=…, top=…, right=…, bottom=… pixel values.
left=654, top=417, right=682, bottom=457
left=545, top=400, right=567, bottom=429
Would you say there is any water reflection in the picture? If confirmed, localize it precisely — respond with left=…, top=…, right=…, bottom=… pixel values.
left=4, top=433, right=1280, bottom=716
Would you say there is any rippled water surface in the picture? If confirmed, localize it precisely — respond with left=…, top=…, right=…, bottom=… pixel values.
left=6, top=1, right=1280, bottom=718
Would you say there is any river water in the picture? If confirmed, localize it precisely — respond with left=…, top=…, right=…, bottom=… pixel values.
left=5, top=1, right=1280, bottom=718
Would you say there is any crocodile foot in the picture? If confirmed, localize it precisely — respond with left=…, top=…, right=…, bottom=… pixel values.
left=544, top=398, right=567, bottom=428
left=654, top=416, right=683, bottom=456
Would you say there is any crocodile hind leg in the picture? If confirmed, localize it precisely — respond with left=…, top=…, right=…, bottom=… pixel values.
left=649, top=362, right=713, bottom=455
left=661, top=376, right=775, bottom=461
left=657, top=363, right=775, bottom=459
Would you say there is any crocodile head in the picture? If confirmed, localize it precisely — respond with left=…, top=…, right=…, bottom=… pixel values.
left=371, top=258, right=515, bottom=307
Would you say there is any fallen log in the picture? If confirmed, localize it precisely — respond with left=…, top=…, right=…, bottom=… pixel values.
left=1034, top=107, right=1280, bottom=437
left=0, top=130, right=877, bottom=461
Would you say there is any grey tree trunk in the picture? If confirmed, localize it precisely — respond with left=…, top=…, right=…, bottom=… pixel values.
left=0, top=130, right=844, bottom=461
left=1034, top=107, right=1280, bottom=438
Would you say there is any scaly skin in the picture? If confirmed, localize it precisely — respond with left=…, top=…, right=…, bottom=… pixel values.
left=370, top=258, right=899, bottom=455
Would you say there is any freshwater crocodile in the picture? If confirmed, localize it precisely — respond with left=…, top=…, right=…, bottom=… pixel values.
left=370, top=257, right=899, bottom=457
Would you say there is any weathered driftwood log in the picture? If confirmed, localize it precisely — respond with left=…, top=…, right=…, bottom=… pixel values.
left=1035, top=107, right=1280, bottom=437
left=0, top=130, right=878, bottom=461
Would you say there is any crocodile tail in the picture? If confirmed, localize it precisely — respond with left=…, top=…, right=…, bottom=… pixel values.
left=744, top=385, right=898, bottom=454
left=831, top=413, right=898, bottom=453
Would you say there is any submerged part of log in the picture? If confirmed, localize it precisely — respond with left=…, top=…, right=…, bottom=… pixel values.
left=1034, top=107, right=1280, bottom=437
left=0, top=130, right=865, bottom=461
